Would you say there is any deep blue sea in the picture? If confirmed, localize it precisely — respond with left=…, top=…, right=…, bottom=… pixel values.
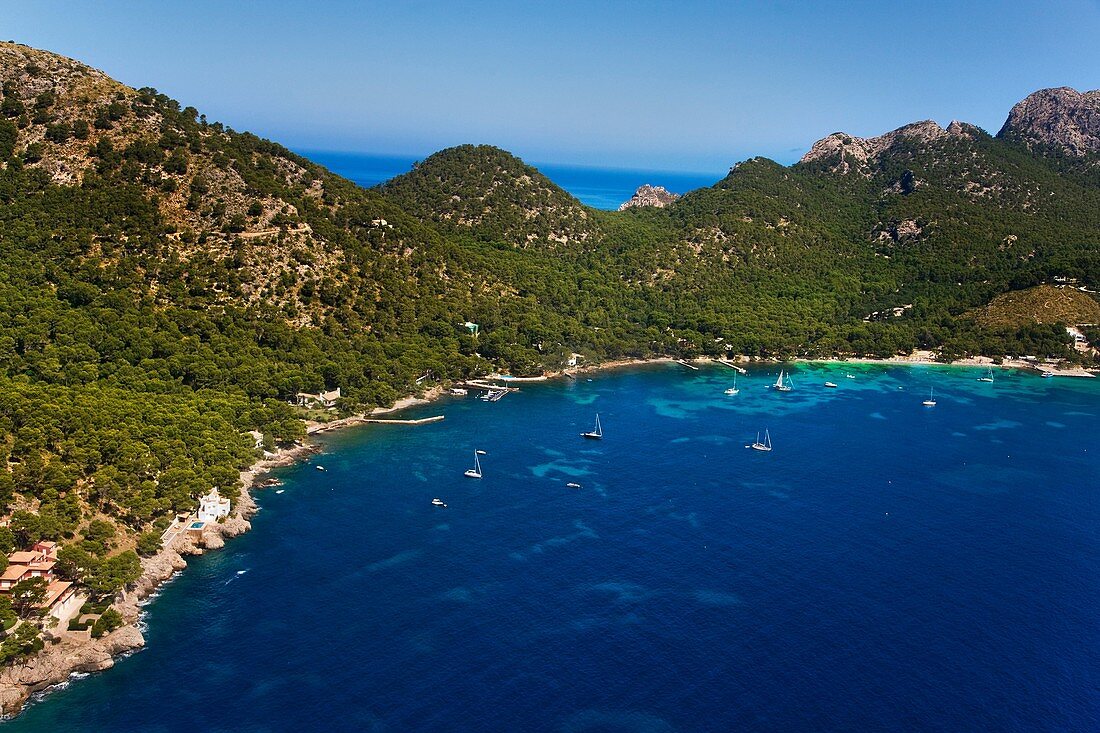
left=8, top=363, right=1100, bottom=732
left=296, top=150, right=725, bottom=210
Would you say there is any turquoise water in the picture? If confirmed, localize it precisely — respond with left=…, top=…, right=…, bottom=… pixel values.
left=7, top=363, right=1099, bottom=731
left=296, top=150, right=725, bottom=210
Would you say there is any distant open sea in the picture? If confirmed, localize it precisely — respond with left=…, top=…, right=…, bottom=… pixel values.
left=8, top=363, right=1099, bottom=731
left=295, top=150, right=726, bottom=210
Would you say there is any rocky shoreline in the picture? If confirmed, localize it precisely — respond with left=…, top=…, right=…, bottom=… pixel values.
left=0, top=442, right=317, bottom=718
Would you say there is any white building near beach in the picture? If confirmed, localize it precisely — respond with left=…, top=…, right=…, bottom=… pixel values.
left=198, top=488, right=231, bottom=522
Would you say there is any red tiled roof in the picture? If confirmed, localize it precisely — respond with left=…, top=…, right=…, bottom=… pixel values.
left=41, top=580, right=73, bottom=608
left=0, top=565, right=29, bottom=582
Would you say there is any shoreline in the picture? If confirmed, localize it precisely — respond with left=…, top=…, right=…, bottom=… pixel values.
left=2, top=348, right=1092, bottom=715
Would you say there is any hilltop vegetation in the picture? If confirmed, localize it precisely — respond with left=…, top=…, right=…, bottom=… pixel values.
left=0, top=40, right=1097, bottom=634
left=969, top=284, right=1100, bottom=329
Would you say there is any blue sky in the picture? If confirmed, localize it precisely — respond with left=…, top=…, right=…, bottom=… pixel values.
left=3, top=1, right=1099, bottom=172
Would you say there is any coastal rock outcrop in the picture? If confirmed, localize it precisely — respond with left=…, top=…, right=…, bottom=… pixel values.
left=800, top=120, right=978, bottom=175
left=0, top=627, right=145, bottom=715
left=997, top=87, right=1100, bottom=155
left=618, top=184, right=681, bottom=210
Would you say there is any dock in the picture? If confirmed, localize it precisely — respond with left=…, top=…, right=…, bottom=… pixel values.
left=675, top=359, right=700, bottom=371
left=363, top=415, right=446, bottom=425
left=308, top=414, right=445, bottom=434
left=463, top=379, right=520, bottom=392
left=717, top=359, right=748, bottom=374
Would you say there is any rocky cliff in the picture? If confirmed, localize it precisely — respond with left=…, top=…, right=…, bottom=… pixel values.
left=799, top=120, right=978, bottom=175
left=0, top=627, right=145, bottom=714
left=618, top=184, right=680, bottom=210
left=997, top=87, right=1100, bottom=156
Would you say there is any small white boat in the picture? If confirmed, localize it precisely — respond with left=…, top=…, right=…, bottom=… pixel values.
left=824, top=381, right=838, bottom=388
left=1041, top=370, right=1054, bottom=378
left=581, top=413, right=603, bottom=440
left=275, top=489, right=284, bottom=494
left=922, top=387, right=937, bottom=407
left=724, top=374, right=739, bottom=395
left=977, top=367, right=994, bottom=383
left=464, top=450, right=483, bottom=479
left=449, top=387, right=468, bottom=396
left=773, top=370, right=793, bottom=392
left=315, top=465, right=326, bottom=472
left=431, top=498, right=447, bottom=507
left=566, top=482, right=581, bottom=489
left=749, top=429, right=773, bottom=452
left=845, top=373, right=855, bottom=379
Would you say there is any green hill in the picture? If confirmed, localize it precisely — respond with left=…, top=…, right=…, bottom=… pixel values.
left=380, top=144, right=597, bottom=247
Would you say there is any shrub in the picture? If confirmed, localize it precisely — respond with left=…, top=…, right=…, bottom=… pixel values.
left=90, top=608, right=123, bottom=638
left=136, top=531, right=162, bottom=557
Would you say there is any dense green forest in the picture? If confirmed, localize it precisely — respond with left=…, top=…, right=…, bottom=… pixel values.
left=0, top=42, right=1096, bottom=650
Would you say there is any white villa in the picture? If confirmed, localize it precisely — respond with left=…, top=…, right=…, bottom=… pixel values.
left=295, top=387, right=341, bottom=408
left=198, top=488, right=231, bottom=522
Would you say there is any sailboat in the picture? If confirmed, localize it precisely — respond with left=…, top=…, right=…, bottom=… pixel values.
left=977, top=367, right=994, bottom=383
left=724, top=374, right=739, bottom=395
left=922, top=387, right=937, bottom=407
left=581, top=413, right=603, bottom=439
left=773, top=370, right=793, bottom=392
left=464, top=450, right=485, bottom=478
left=749, top=429, right=773, bottom=452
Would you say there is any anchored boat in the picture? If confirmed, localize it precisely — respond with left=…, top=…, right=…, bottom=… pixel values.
left=749, top=429, right=773, bottom=452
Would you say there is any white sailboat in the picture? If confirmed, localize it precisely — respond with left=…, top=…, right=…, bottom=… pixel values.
left=464, top=450, right=484, bottom=478
left=431, top=498, right=447, bottom=507
left=922, top=387, right=937, bottom=407
left=724, top=374, right=739, bottom=395
left=581, top=413, right=603, bottom=439
left=977, top=367, right=994, bottom=383
left=774, top=370, right=793, bottom=392
left=749, top=429, right=773, bottom=452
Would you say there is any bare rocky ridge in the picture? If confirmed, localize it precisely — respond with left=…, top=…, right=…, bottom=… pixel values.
left=997, top=87, right=1100, bottom=156
left=800, top=120, right=977, bottom=175
left=618, top=184, right=680, bottom=210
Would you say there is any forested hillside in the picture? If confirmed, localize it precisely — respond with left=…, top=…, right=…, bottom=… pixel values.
left=0, top=39, right=1097, bottom=612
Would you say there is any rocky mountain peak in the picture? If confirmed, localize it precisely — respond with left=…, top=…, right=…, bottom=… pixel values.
left=997, top=86, right=1100, bottom=156
left=618, top=184, right=680, bottom=211
left=799, top=119, right=975, bottom=175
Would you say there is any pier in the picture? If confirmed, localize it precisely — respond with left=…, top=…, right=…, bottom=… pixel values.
left=307, top=414, right=445, bottom=434
left=363, top=415, right=446, bottom=425
left=717, top=359, right=748, bottom=374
